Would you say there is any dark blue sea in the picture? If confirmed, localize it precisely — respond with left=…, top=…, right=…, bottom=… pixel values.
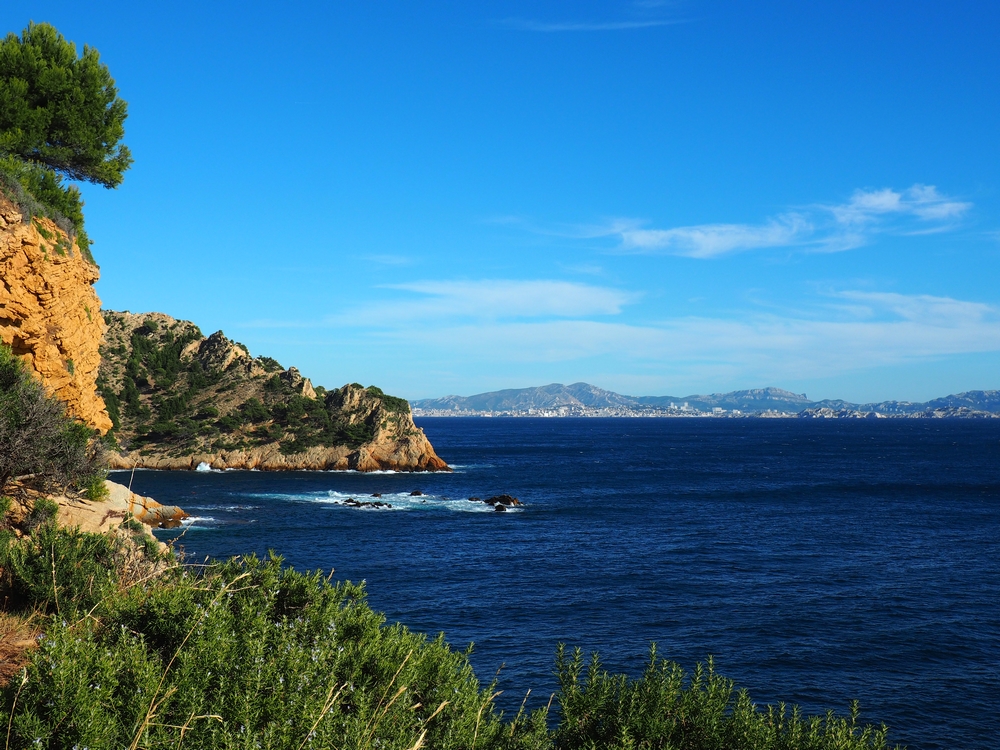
left=112, top=418, right=1000, bottom=750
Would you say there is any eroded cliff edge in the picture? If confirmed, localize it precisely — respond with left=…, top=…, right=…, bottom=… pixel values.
left=0, top=196, right=112, bottom=431
left=100, top=311, right=449, bottom=472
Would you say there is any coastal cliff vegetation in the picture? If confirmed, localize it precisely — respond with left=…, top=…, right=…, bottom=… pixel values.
left=97, top=311, right=446, bottom=471
left=0, top=343, right=105, bottom=500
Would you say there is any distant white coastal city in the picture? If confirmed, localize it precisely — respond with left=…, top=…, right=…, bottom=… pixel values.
left=410, top=383, right=1000, bottom=419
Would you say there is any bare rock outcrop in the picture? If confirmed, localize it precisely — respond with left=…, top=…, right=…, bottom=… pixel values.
left=0, top=196, right=111, bottom=432
left=5, top=480, right=187, bottom=557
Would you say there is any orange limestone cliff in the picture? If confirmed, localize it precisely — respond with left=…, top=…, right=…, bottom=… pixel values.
left=0, top=196, right=112, bottom=432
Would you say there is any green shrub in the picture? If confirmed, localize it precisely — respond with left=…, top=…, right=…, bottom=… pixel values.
left=264, top=373, right=286, bottom=392
left=258, top=356, right=283, bottom=372
left=380, top=394, right=410, bottom=414
left=0, top=156, right=95, bottom=262
left=2, top=552, right=550, bottom=750
left=552, top=644, right=896, bottom=750
left=239, top=397, right=270, bottom=423
left=83, top=471, right=109, bottom=501
left=22, top=496, right=59, bottom=533
left=0, top=522, right=123, bottom=618
left=0, top=344, right=104, bottom=496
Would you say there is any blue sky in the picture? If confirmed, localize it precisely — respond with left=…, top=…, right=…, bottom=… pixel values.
left=5, top=1, right=1000, bottom=402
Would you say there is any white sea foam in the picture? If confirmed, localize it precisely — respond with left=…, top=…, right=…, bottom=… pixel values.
left=245, top=490, right=520, bottom=513
left=180, top=515, right=218, bottom=529
left=322, top=469, right=400, bottom=474
left=184, top=505, right=260, bottom=512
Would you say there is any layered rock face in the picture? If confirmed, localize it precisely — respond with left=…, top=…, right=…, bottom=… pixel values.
left=0, top=197, right=112, bottom=432
left=100, top=311, right=449, bottom=472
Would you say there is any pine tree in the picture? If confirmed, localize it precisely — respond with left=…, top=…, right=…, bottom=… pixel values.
left=0, top=21, right=131, bottom=187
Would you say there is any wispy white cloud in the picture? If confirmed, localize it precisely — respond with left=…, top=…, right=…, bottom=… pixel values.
left=620, top=215, right=810, bottom=257
left=377, top=291, right=1000, bottom=379
left=834, top=290, right=994, bottom=324
left=318, top=280, right=637, bottom=327
left=386, top=279, right=634, bottom=317
left=827, top=185, right=971, bottom=225
left=597, top=184, right=972, bottom=258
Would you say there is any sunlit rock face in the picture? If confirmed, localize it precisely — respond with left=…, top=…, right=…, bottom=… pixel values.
left=0, top=196, right=112, bottom=432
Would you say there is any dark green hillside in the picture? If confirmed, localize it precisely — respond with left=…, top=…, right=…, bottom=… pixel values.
left=97, top=311, right=416, bottom=461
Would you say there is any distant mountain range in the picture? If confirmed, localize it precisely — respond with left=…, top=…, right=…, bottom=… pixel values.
left=411, top=383, right=1000, bottom=416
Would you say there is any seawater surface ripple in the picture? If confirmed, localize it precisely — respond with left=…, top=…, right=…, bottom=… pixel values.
left=117, top=418, right=1000, bottom=750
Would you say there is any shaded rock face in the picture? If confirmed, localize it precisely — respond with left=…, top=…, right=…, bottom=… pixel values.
left=0, top=197, right=111, bottom=432
left=100, top=311, right=449, bottom=472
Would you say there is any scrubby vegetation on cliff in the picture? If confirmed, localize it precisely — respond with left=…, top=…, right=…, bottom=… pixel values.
left=98, top=311, right=428, bottom=464
left=0, top=343, right=105, bottom=499
left=0, top=519, right=900, bottom=750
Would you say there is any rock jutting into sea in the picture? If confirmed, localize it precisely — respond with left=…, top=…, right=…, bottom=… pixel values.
left=99, top=311, right=449, bottom=472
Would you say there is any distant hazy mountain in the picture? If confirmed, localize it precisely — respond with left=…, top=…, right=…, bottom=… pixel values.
left=412, top=382, right=636, bottom=412
left=636, top=387, right=813, bottom=413
left=411, top=384, right=1000, bottom=415
left=923, top=390, right=1000, bottom=412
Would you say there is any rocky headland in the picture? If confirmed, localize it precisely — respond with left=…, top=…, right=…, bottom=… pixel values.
left=99, top=311, right=448, bottom=472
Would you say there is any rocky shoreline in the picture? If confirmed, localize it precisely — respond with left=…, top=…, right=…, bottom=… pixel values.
left=107, top=436, right=451, bottom=473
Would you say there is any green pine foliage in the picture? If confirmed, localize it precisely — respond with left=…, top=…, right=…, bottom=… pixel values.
left=0, top=22, right=131, bottom=187
left=0, top=22, right=132, bottom=262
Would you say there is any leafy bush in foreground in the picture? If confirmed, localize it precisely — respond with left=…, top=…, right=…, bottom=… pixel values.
left=1, top=543, right=549, bottom=750
left=553, top=645, right=896, bottom=750
left=0, top=525, right=900, bottom=749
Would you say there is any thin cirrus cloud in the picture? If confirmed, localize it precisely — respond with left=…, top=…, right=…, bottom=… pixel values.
left=381, top=291, right=1000, bottom=379
left=611, top=184, right=972, bottom=258
left=331, top=279, right=637, bottom=326
left=834, top=290, right=995, bottom=324
left=621, top=215, right=811, bottom=258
